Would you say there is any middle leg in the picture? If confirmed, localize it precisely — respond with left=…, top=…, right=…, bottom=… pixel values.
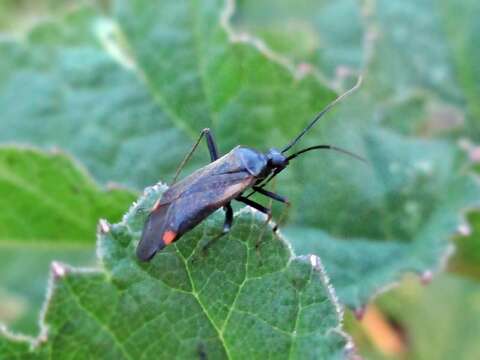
left=236, top=196, right=273, bottom=250
left=222, top=203, right=233, bottom=234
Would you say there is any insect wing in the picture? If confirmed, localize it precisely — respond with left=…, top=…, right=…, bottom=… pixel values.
left=137, top=203, right=177, bottom=261
left=159, top=149, right=246, bottom=205
left=137, top=151, right=258, bottom=262
left=170, top=171, right=255, bottom=234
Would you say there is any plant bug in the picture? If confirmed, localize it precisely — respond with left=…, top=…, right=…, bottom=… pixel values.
left=137, top=78, right=365, bottom=261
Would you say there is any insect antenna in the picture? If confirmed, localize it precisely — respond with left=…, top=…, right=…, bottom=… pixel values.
left=246, top=144, right=366, bottom=199
left=286, top=144, right=367, bottom=163
left=281, top=76, right=362, bottom=154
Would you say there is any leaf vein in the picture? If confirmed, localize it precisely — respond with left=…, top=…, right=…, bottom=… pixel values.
left=63, top=277, right=133, bottom=360
left=176, top=245, right=231, bottom=359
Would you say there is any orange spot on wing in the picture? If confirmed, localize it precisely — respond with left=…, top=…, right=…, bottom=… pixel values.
left=162, top=230, right=177, bottom=245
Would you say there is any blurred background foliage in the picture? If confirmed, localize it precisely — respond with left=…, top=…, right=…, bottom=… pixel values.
left=0, top=0, right=479, bottom=359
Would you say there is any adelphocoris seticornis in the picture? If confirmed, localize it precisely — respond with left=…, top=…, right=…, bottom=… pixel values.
left=137, top=78, right=365, bottom=261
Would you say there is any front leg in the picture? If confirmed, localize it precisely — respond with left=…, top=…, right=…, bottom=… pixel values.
left=236, top=196, right=271, bottom=218
left=250, top=187, right=291, bottom=232
left=252, top=187, right=289, bottom=205
left=236, top=196, right=274, bottom=250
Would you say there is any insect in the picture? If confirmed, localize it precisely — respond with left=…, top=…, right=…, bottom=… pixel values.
left=137, top=78, right=365, bottom=261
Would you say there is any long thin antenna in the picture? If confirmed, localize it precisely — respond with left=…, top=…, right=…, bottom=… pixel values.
left=245, top=144, right=366, bottom=199
left=281, top=76, right=363, bottom=153
left=286, top=144, right=367, bottom=163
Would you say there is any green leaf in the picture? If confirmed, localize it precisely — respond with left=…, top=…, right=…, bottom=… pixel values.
left=348, top=0, right=472, bottom=142
left=116, top=0, right=465, bottom=313
left=2, top=0, right=479, bottom=357
left=0, top=332, right=36, bottom=360
left=0, top=0, right=102, bottom=35
left=0, top=4, right=353, bottom=356
left=0, top=147, right=135, bottom=335
left=0, top=0, right=52, bottom=34
left=233, top=0, right=365, bottom=84
left=1, top=0, right=479, bottom=316
left=236, top=0, right=477, bottom=136
left=0, top=184, right=352, bottom=359
left=230, top=0, right=480, bottom=309
left=0, top=0, right=335, bottom=190
left=237, top=0, right=463, bottom=101
left=0, top=6, right=192, bottom=189
left=437, top=0, right=480, bottom=138
left=364, top=0, right=463, bottom=104
left=284, top=127, right=480, bottom=310
left=113, top=0, right=334, bottom=151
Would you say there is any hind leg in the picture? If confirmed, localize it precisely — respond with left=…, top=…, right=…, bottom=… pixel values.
left=172, top=128, right=220, bottom=184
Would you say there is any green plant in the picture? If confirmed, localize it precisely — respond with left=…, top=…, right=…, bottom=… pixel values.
left=1, top=0, right=479, bottom=359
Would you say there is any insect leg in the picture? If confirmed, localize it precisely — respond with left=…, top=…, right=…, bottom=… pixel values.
left=252, top=187, right=289, bottom=204
left=200, top=202, right=233, bottom=253
left=222, top=203, right=233, bottom=234
left=237, top=196, right=273, bottom=250
left=204, top=129, right=219, bottom=161
left=251, top=187, right=291, bottom=232
left=172, top=128, right=220, bottom=184
left=236, top=196, right=271, bottom=216
left=244, top=167, right=285, bottom=198
left=273, top=202, right=291, bottom=232
left=237, top=195, right=274, bottom=237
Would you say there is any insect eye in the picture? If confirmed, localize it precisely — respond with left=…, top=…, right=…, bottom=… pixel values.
left=267, top=148, right=288, bottom=168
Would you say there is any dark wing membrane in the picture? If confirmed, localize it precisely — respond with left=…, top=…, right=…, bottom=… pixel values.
left=136, top=203, right=175, bottom=261
left=168, top=171, right=255, bottom=235
left=160, top=149, right=246, bottom=205
left=137, top=166, right=256, bottom=261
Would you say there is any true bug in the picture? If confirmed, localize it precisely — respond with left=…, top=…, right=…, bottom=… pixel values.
left=137, top=78, right=364, bottom=261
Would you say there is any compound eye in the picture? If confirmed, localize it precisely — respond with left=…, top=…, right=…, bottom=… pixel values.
left=271, top=152, right=287, bottom=167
